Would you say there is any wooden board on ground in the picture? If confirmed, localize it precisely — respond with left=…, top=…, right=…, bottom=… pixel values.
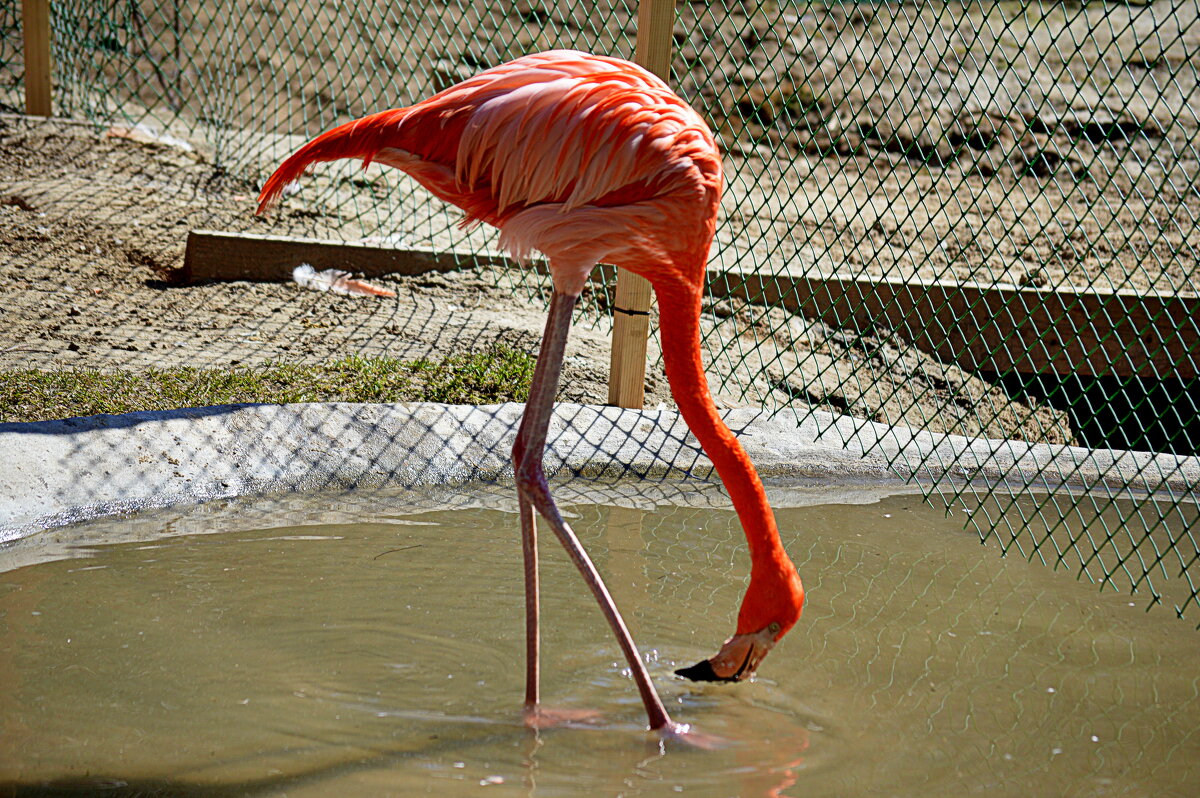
left=185, top=229, right=1198, bottom=381
left=718, top=273, right=1200, bottom=380
left=182, top=230, right=513, bottom=282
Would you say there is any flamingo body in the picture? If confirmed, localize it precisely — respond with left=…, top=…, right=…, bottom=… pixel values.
left=259, top=50, right=804, bottom=734
left=258, top=51, right=720, bottom=296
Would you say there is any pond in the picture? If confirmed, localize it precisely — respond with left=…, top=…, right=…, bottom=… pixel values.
left=0, top=485, right=1196, bottom=796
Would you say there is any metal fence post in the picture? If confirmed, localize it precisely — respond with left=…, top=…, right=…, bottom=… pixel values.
left=607, top=0, right=676, bottom=409
left=22, top=0, right=53, bottom=116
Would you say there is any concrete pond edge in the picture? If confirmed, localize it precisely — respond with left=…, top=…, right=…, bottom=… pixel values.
left=1, top=401, right=1197, bottom=543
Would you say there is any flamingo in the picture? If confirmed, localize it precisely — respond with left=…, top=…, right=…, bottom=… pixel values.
left=257, top=50, right=805, bottom=739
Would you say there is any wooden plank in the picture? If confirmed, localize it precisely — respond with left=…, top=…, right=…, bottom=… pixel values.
left=605, top=0, right=678, bottom=410
left=182, top=230, right=511, bottom=283
left=607, top=273, right=655, bottom=407
left=186, top=230, right=1197, bottom=380
left=22, top=0, right=52, bottom=116
left=715, top=272, right=1200, bottom=379
left=633, top=0, right=676, bottom=77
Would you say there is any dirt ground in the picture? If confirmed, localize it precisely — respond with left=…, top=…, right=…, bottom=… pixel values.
left=5, top=1, right=1196, bottom=443
left=6, top=0, right=1194, bottom=293
left=0, top=113, right=1077, bottom=444
left=0, top=114, right=623, bottom=405
left=682, top=0, right=1199, bottom=294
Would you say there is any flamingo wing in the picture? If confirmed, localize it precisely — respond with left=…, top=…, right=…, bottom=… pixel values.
left=259, top=50, right=720, bottom=234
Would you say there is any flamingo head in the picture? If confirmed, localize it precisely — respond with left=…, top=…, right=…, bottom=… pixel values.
left=675, top=565, right=804, bottom=683
left=674, top=624, right=782, bottom=682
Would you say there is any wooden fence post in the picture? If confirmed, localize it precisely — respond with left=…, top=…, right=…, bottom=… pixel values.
left=22, top=0, right=53, bottom=116
left=607, top=0, right=676, bottom=409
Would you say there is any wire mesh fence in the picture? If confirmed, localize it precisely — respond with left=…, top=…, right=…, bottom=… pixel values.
left=1, top=1, right=1197, bottom=617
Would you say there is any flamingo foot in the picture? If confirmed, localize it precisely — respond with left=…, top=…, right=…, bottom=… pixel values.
left=522, top=704, right=604, bottom=730
left=655, top=721, right=726, bottom=750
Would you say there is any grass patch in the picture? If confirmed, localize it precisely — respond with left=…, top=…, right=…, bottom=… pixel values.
left=0, top=344, right=536, bottom=423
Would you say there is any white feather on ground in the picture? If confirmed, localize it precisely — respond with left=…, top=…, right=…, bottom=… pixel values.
left=104, top=123, right=194, bottom=152
left=292, top=263, right=396, bottom=297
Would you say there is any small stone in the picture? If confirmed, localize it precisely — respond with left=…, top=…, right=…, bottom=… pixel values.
left=707, top=300, right=736, bottom=318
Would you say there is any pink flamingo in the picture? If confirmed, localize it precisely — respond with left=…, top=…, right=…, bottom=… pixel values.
left=258, top=50, right=805, bottom=739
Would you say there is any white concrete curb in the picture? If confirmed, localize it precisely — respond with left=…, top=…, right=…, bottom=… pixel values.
left=1, top=402, right=1196, bottom=542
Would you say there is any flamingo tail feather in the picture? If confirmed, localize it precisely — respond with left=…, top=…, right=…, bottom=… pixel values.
left=256, top=108, right=408, bottom=215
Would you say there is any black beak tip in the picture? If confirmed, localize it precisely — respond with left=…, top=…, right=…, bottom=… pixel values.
left=675, top=659, right=728, bottom=682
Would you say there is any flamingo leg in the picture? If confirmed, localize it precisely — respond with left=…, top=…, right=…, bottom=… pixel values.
left=519, top=493, right=539, bottom=709
left=512, top=291, right=675, bottom=733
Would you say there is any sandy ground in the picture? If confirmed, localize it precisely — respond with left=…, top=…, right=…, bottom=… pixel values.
left=6, top=1, right=1196, bottom=443
left=0, top=114, right=1077, bottom=443
left=15, top=0, right=1191, bottom=292
left=683, top=0, right=1199, bottom=295
left=0, top=115, right=622, bottom=405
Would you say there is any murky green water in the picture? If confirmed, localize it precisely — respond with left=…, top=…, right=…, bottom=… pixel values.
left=1, top=489, right=1197, bottom=796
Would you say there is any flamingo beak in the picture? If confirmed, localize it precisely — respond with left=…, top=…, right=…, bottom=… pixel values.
left=675, top=624, right=780, bottom=683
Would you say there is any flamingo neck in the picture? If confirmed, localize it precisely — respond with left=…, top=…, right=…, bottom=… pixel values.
left=655, top=284, right=798, bottom=635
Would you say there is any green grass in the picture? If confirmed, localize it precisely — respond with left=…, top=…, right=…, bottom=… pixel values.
left=0, top=345, right=536, bottom=423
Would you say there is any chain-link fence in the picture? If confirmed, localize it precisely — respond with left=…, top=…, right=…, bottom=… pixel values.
left=2, top=1, right=1197, bottom=617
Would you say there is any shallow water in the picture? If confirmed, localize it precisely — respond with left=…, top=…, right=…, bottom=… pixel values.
left=1, top=490, right=1197, bottom=796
